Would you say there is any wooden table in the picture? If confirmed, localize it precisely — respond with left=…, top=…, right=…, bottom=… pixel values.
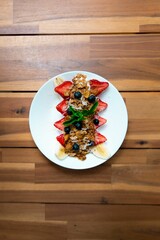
left=0, top=1, right=160, bottom=239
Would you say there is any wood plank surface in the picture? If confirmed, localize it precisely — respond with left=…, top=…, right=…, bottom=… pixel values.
left=1, top=148, right=160, bottom=164
left=0, top=92, right=160, bottom=148
left=0, top=183, right=159, bottom=204
left=45, top=204, right=160, bottom=221
left=0, top=203, right=160, bottom=240
left=67, top=221, right=160, bottom=240
left=0, top=220, right=67, bottom=240
left=0, top=147, right=160, bottom=204
left=0, top=162, right=35, bottom=182
left=0, top=35, right=160, bottom=91
left=112, top=164, right=160, bottom=185
left=0, top=0, right=160, bottom=34
left=0, top=203, right=45, bottom=221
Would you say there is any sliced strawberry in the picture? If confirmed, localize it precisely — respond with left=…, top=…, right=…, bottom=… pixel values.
left=56, top=134, right=65, bottom=146
left=57, top=131, right=106, bottom=146
left=97, top=99, right=108, bottom=112
left=90, top=79, right=109, bottom=96
left=54, top=115, right=106, bottom=131
left=54, top=81, right=73, bottom=98
left=94, top=115, right=107, bottom=129
left=56, top=98, right=107, bottom=115
left=56, top=99, right=68, bottom=115
left=95, top=131, right=107, bottom=145
left=54, top=117, right=65, bottom=131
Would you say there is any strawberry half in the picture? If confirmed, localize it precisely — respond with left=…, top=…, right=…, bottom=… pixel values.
left=90, top=79, right=109, bottom=96
left=56, top=99, right=68, bottom=115
left=94, top=115, right=107, bottom=128
left=54, top=115, right=106, bottom=131
left=56, top=131, right=106, bottom=147
left=56, top=134, right=65, bottom=146
left=54, top=81, right=73, bottom=98
left=56, top=98, right=107, bottom=115
left=97, top=99, right=108, bottom=112
left=54, top=117, right=65, bottom=131
left=95, top=132, right=107, bottom=145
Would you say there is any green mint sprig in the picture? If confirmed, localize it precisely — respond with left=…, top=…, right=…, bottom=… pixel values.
left=63, top=101, right=98, bottom=127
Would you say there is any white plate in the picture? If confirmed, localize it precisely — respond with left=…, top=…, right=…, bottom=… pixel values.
left=29, top=71, right=128, bottom=170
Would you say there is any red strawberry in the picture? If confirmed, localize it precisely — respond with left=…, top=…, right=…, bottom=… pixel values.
left=90, top=79, right=109, bottom=96
left=56, top=131, right=106, bottom=146
left=56, top=134, right=65, bottom=146
left=56, top=98, right=107, bottom=115
left=54, top=115, right=106, bottom=131
left=54, top=81, right=73, bottom=98
left=56, top=99, right=68, bottom=115
left=97, top=99, right=108, bottom=112
left=94, top=115, right=107, bottom=128
left=95, top=131, right=107, bottom=145
left=54, top=117, right=65, bottom=131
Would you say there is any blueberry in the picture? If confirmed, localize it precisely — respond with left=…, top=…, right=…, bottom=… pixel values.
left=72, top=143, right=79, bottom=151
left=74, top=91, right=82, bottom=99
left=74, top=121, right=82, bottom=130
left=88, top=95, right=96, bottom=103
left=67, top=108, right=72, bottom=115
left=64, top=126, right=71, bottom=134
left=88, top=140, right=95, bottom=147
left=93, top=118, right=99, bottom=125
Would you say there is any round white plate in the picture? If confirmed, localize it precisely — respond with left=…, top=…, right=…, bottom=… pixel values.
left=29, top=71, right=128, bottom=170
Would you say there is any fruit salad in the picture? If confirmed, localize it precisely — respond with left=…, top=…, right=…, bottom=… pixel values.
left=54, top=73, right=109, bottom=160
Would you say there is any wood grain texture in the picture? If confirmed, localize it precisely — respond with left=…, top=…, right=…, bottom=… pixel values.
left=112, top=164, right=160, bottom=186
left=0, top=0, right=160, bottom=34
left=140, top=24, right=160, bottom=33
left=67, top=221, right=160, bottom=240
left=0, top=93, right=33, bottom=118
left=35, top=161, right=111, bottom=183
left=1, top=148, right=47, bottom=163
left=1, top=148, right=160, bottom=165
left=0, top=35, right=160, bottom=91
left=0, top=0, right=13, bottom=25
left=0, top=146, right=160, bottom=204
left=0, top=203, right=45, bottom=221
left=90, top=34, right=160, bottom=58
left=38, top=17, right=160, bottom=34
left=0, top=163, right=35, bottom=182
left=1, top=203, right=160, bottom=240
left=0, top=220, right=67, bottom=240
left=13, top=0, right=160, bottom=22
left=0, top=92, right=160, bottom=148
left=0, top=1, right=160, bottom=239
left=0, top=118, right=34, bottom=147
left=0, top=183, right=159, bottom=204
left=45, top=204, right=160, bottom=221
left=0, top=182, right=113, bottom=204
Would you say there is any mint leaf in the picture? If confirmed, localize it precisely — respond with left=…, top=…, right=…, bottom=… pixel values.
left=63, top=101, right=98, bottom=127
left=88, top=101, right=98, bottom=114
left=63, top=117, right=77, bottom=126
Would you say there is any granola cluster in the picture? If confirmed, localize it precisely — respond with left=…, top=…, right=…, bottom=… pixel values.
left=64, top=74, right=96, bottom=160
left=69, top=74, right=91, bottom=110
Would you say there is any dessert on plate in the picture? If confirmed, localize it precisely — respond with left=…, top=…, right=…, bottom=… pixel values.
left=54, top=73, right=109, bottom=160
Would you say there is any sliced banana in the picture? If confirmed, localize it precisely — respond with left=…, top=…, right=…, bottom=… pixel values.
left=54, top=77, right=64, bottom=86
left=56, top=144, right=110, bottom=160
left=91, top=143, right=110, bottom=159
left=55, top=146, right=68, bottom=160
